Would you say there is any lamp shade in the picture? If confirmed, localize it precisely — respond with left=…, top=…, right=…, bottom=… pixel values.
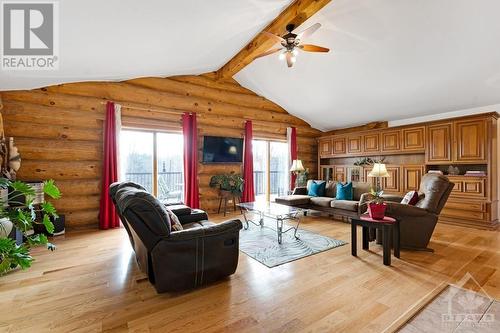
left=290, top=159, right=305, bottom=172
left=368, top=163, right=390, bottom=177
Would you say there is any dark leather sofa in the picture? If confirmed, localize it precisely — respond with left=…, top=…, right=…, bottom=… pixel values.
left=109, top=182, right=243, bottom=293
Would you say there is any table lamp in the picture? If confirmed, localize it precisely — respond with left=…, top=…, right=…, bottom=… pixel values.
left=290, top=159, right=305, bottom=188
left=368, top=163, right=389, bottom=193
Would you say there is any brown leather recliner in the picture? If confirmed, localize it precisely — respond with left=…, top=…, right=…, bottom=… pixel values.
left=360, top=173, right=454, bottom=251
left=110, top=182, right=243, bottom=293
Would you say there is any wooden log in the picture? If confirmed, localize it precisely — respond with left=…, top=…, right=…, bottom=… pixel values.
left=63, top=210, right=99, bottom=227
left=53, top=195, right=100, bottom=211
left=170, top=75, right=255, bottom=96
left=55, top=179, right=101, bottom=196
left=18, top=161, right=101, bottom=180
left=4, top=120, right=102, bottom=142
left=44, top=82, right=310, bottom=126
left=14, top=138, right=102, bottom=161
left=2, top=100, right=103, bottom=128
left=127, top=77, right=286, bottom=114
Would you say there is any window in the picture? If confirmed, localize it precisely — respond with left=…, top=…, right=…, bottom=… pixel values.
left=252, top=140, right=289, bottom=202
left=120, top=130, right=184, bottom=203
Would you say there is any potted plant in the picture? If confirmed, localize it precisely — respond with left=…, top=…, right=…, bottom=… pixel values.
left=209, top=173, right=244, bottom=196
left=0, top=178, right=61, bottom=275
left=367, top=188, right=387, bottom=220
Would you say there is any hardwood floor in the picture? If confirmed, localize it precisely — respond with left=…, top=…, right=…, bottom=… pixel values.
left=1, top=213, right=499, bottom=333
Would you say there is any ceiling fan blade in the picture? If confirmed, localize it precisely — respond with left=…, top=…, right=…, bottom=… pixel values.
left=254, top=47, right=283, bottom=59
left=296, top=23, right=322, bottom=40
left=262, top=31, right=285, bottom=44
left=286, top=52, right=293, bottom=68
left=299, top=44, right=330, bottom=53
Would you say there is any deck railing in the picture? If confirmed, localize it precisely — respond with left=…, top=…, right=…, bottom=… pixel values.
left=124, top=171, right=183, bottom=201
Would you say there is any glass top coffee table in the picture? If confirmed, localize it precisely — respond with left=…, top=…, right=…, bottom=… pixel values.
left=237, top=201, right=304, bottom=244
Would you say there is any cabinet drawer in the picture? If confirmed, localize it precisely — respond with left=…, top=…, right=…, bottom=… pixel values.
left=463, top=180, right=484, bottom=195
left=441, top=208, right=486, bottom=220
left=444, top=201, right=485, bottom=212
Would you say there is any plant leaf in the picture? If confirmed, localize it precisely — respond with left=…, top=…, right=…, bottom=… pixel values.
left=43, top=180, right=61, bottom=199
left=41, top=202, right=58, bottom=218
left=10, top=181, right=35, bottom=196
left=42, top=214, right=55, bottom=234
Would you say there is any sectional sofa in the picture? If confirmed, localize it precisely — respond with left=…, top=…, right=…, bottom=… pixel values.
left=275, top=180, right=371, bottom=219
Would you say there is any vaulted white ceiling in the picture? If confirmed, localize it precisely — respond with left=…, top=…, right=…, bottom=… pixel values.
left=235, top=0, right=500, bottom=130
left=2, top=0, right=500, bottom=131
left=0, top=0, right=292, bottom=90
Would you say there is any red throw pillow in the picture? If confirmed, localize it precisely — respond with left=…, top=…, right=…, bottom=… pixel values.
left=401, top=191, right=419, bottom=205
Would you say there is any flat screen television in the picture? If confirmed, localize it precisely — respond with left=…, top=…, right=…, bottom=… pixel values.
left=202, top=136, right=243, bottom=163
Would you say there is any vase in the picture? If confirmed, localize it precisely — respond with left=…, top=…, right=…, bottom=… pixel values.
left=368, top=202, right=387, bottom=220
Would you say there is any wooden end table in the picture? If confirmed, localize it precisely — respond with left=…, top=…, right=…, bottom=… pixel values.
left=351, top=214, right=400, bottom=266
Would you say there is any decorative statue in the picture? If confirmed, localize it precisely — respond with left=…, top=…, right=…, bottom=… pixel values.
left=0, top=112, right=21, bottom=180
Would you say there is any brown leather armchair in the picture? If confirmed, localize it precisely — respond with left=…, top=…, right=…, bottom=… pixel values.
left=360, top=174, right=454, bottom=251
left=110, top=182, right=242, bottom=293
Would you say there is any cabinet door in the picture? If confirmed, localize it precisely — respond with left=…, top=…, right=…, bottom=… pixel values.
left=347, top=135, right=362, bottom=155
left=346, top=166, right=362, bottom=182
left=382, top=166, right=401, bottom=193
left=320, top=166, right=334, bottom=182
left=402, top=165, right=424, bottom=192
left=319, top=138, right=332, bottom=157
left=332, top=137, right=346, bottom=155
left=426, top=123, right=452, bottom=163
left=402, top=126, right=425, bottom=152
left=381, top=130, right=401, bottom=152
left=334, top=166, right=346, bottom=182
left=363, top=133, right=380, bottom=153
left=454, top=119, right=486, bottom=163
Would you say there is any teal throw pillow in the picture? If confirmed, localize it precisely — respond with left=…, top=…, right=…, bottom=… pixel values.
left=336, top=182, right=353, bottom=200
left=308, top=181, right=326, bottom=197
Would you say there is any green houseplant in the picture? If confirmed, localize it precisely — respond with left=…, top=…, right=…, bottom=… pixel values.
left=0, top=178, right=61, bottom=275
left=209, top=173, right=244, bottom=196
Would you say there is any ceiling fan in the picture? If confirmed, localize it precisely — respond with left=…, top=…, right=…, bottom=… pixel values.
left=255, top=23, right=330, bottom=68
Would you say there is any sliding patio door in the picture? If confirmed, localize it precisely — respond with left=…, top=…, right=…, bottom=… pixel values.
left=252, top=140, right=289, bottom=202
left=120, top=130, right=184, bottom=203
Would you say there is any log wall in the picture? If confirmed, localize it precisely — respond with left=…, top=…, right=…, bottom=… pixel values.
left=0, top=73, right=320, bottom=228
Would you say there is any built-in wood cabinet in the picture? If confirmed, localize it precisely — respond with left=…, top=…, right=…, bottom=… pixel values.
left=319, top=138, right=332, bottom=157
left=402, top=126, right=425, bottom=152
left=454, top=119, right=486, bottom=163
left=363, top=133, right=380, bottom=153
left=426, top=123, right=452, bottom=163
left=332, top=137, right=346, bottom=155
left=347, top=135, right=362, bottom=154
left=317, top=113, right=498, bottom=230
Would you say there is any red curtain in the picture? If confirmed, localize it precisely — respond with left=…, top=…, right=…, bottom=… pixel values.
left=182, top=113, right=200, bottom=208
left=99, top=101, right=120, bottom=229
left=290, top=127, right=298, bottom=190
left=241, top=121, right=255, bottom=202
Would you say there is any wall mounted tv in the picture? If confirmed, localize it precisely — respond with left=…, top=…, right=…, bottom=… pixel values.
left=202, top=136, right=244, bottom=163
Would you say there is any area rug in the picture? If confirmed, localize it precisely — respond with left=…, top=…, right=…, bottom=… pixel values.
left=239, top=222, right=347, bottom=268
left=398, top=284, right=500, bottom=332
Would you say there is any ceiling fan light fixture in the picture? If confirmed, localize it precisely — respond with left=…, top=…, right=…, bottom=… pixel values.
left=279, top=52, right=286, bottom=60
left=292, top=49, right=298, bottom=56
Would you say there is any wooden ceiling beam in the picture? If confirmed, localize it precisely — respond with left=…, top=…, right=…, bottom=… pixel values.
left=215, top=0, right=331, bottom=80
